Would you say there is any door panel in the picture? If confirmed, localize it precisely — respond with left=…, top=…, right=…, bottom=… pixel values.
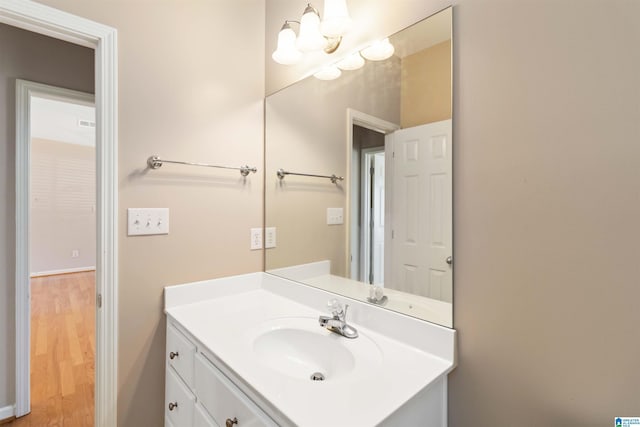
left=388, top=120, right=452, bottom=302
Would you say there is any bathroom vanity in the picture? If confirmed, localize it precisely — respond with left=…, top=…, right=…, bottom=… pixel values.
left=165, top=6, right=455, bottom=425
left=164, top=273, right=456, bottom=427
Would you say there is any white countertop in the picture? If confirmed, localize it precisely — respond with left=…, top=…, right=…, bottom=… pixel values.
left=165, top=273, right=455, bottom=427
left=268, top=261, right=453, bottom=328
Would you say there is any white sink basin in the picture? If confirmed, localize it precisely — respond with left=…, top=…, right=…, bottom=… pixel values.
left=247, top=317, right=382, bottom=382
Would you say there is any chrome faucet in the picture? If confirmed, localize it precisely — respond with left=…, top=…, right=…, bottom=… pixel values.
left=318, top=299, right=358, bottom=339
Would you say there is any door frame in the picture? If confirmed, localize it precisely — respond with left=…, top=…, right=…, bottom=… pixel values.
left=345, top=109, right=399, bottom=280
left=2, top=2, right=118, bottom=426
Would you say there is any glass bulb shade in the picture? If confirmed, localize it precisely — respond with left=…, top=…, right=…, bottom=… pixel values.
left=296, top=10, right=327, bottom=52
left=314, top=65, right=342, bottom=80
left=361, top=38, right=395, bottom=61
left=337, top=52, right=365, bottom=70
left=321, top=0, right=352, bottom=37
left=272, top=26, right=302, bottom=65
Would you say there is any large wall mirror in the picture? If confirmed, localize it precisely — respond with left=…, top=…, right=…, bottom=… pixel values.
left=265, top=7, right=453, bottom=328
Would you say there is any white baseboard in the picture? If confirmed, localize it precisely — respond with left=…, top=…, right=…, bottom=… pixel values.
left=31, top=266, right=96, bottom=277
left=0, top=404, right=15, bottom=422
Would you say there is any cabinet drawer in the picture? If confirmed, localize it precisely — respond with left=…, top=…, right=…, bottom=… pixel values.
left=165, top=367, right=195, bottom=427
left=194, top=352, right=276, bottom=427
left=167, top=323, right=196, bottom=388
left=195, top=402, right=219, bottom=427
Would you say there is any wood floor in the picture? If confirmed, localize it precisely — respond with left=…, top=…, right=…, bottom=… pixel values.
left=8, top=271, right=95, bottom=427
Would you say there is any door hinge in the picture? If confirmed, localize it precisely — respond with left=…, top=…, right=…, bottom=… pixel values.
left=391, top=230, right=395, bottom=239
left=97, top=293, right=102, bottom=308
left=370, top=166, right=374, bottom=175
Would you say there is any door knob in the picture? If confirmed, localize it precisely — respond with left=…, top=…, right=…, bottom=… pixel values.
left=226, top=417, right=238, bottom=427
left=168, top=402, right=178, bottom=411
left=446, top=256, right=453, bottom=266
left=169, top=351, right=179, bottom=360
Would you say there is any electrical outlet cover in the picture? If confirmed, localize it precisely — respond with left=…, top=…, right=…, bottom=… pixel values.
left=265, top=227, right=276, bottom=248
left=250, top=228, right=263, bottom=250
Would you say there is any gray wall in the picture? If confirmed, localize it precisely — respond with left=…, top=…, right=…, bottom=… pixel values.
left=267, top=0, right=640, bottom=425
left=30, top=138, right=96, bottom=274
left=0, top=22, right=94, bottom=410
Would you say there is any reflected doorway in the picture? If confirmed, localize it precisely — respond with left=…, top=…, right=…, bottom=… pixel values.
left=361, top=146, right=385, bottom=285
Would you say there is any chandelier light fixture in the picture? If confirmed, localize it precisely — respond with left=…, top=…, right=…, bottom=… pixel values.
left=272, top=1, right=352, bottom=65
left=360, top=38, right=395, bottom=61
left=271, top=1, right=396, bottom=81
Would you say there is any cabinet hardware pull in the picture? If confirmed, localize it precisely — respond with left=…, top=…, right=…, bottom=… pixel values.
left=226, top=417, right=238, bottom=426
left=169, top=351, right=179, bottom=359
left=168, top=402, right=178, bottom=411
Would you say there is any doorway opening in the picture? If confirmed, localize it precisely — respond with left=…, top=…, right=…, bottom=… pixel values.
left=346, top=109, right=399, bottom=285
left=346, top=109, right=453, bottom=302
left=27, top=93, right=96, bottom=425
left=357, top=135, right=386, bottom=285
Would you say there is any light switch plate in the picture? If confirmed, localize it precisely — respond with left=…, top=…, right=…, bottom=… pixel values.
left=327, top=208, right=344, bottom=225
left=127, top=208, right=169, bottom=236
left=265, top=227, right=276, bottom=249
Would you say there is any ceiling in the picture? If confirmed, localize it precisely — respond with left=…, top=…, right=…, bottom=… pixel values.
left=30, top=96, right=95, bottom=147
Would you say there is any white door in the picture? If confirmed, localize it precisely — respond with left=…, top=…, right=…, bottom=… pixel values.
left=387, top=119, right=452, bottom=302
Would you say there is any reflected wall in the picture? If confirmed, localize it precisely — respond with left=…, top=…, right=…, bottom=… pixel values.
left=265, top=8, right=453, bottom=327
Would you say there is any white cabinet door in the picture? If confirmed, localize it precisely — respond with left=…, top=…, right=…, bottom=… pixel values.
left=194, top=353, right=277, bottom=427
left=194, top=402, right=219, bottom=427
left=167, top=323, right=197, bottom=389
left=165, top=367, right=195, bottom=427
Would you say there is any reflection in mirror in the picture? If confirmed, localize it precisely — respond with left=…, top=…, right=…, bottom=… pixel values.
left=265, top=7, right=453, bottom=327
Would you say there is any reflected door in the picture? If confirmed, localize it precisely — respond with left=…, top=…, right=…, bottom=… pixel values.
left=388, top=119, right=452, bottom=302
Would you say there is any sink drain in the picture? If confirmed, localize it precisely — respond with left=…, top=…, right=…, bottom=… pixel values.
left=310, top=372, right=325, bottom=381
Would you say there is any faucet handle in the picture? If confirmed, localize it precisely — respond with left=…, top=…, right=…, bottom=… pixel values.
left=327, top=299, right=344, bottom=318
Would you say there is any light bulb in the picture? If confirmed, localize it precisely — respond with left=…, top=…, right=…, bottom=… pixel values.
left=321, top=0, right=352, bottom=37
left=361, top=38, right=395, bottom=61
left=337, top=52, right=365, bottom=71
left=272, top=22, right=302, bottom=65
left=314, top=65, right=341, bottom=80
left=296, top=5, right=327, bottom=52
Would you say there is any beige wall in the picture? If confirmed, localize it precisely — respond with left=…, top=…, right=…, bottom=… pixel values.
left=30, top=138, right=96, bottom=274
left=0, top=23, right=94, bottom=411
left=267, top=0, right=640, bottom=425
left=401, top=40, right=452, bottom=127
left=20, top=1, right=266, bottom=425
left=265, top=58, right=400, bottom=276
left=6, top=0, right=638, bottom=425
